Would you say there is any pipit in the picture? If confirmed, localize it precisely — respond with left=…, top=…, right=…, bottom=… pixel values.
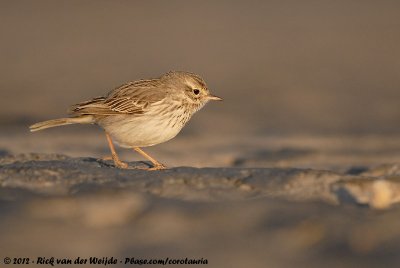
left=30, top=71, right=222, bottom=170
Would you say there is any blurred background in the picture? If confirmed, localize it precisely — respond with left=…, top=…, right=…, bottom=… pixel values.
left=1, top=0, right=400, bottom=167
left=1, top=0, right=400, bottom=134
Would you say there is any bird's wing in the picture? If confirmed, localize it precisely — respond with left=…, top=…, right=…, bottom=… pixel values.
left=70, top=80, right=167, bottom=116
left=104, top=79, right=167, bottom=113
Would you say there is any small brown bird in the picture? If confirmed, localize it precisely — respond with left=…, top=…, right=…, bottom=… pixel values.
left=30, top=71, right=222, bottom=170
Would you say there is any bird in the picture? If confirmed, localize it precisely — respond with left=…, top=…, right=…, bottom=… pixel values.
left=29, top=71, right=222, bottom=170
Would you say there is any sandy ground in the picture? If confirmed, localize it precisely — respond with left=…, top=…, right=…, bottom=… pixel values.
left=2, top=129, right=400, bottom=268
left=2, top=1, right=400, bottom=267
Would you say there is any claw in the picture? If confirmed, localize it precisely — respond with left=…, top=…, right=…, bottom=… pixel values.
left=114, top=160, right=129, bottom=169
left=147, top=164, right=167, bottom=171
left=114, top=162, right=167, bottom=170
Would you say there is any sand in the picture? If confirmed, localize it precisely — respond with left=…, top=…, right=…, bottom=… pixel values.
left=2, top=131, right=400, bottom=267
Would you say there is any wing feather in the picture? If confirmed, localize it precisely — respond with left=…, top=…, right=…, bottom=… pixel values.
left=70, top=79, right=167, bottom=116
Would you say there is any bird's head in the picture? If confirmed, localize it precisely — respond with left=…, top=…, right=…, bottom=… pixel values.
left=162, top=71, right=222, bottom=110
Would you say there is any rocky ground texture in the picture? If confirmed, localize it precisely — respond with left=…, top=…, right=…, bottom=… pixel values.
left=2, top=145, right=400, bottom=268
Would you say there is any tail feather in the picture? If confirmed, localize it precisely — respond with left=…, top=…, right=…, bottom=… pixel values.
left=29, top=116, right=94, bottom=132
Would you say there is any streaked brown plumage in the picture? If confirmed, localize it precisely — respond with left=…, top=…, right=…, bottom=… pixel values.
left=29, top=71, right=222, bottom=170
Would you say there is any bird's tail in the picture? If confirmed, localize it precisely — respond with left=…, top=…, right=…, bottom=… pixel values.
left=29, top=116, right=94, bottom=132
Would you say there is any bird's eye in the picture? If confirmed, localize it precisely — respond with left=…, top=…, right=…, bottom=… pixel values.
left=193, top=89, right=200, bottom=95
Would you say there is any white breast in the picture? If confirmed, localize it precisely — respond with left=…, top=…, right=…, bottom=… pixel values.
left=97, top=106, right=191, bottom=148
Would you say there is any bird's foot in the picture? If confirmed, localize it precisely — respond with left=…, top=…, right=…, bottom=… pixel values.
left=108, top=157, right=166, bottom=170
left=147, top=163, right=167, bottom=171
left=134, top=163, right=167, bottom=171
left=113, top=159, right=129, bottom=169
left=114, top=161, right=167, bottom=170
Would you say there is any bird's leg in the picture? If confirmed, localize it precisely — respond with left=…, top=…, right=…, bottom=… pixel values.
left=105, top=133, right=128, bottom=169
left=133, top=147, right=166, bottom=170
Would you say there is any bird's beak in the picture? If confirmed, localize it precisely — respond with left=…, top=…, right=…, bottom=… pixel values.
left=207, top=94, right=223, bottom=101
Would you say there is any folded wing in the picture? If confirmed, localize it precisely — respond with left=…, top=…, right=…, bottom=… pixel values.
left=70, top=79, right=166, bottom=116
